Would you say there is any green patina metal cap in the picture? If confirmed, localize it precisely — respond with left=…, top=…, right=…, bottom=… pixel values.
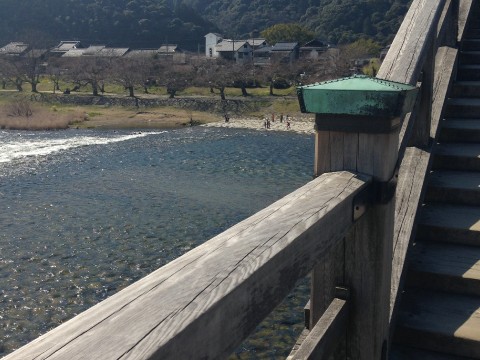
left=297, top=75, right=418, bottom=133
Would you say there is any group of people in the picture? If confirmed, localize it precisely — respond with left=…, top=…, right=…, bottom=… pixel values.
left=264, top=113, right=291, bottom=130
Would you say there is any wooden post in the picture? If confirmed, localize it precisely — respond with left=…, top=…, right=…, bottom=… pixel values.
left=410, top=33, right=435, bottom=148
left=311, top=126, right=398, bottom=359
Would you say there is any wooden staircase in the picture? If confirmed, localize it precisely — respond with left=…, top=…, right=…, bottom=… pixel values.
left=391, top=7, right=480, bottom=359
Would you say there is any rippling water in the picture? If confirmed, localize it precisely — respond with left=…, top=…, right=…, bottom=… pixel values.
left=0, top=127, right=314, bottom=358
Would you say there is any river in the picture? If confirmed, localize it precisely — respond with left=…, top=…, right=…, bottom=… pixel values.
left=0, top=127, right=314, bottom=358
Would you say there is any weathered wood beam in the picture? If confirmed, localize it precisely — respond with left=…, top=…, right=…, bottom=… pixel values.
left=377, top=0, right=447, bottom=85
left=4, top=171, right=369, bottom=360
left=458, top=0, right=475, bottom=42
left=390, top=46, right=458, bottom=331
left=290, top=298, right=348, bottom=360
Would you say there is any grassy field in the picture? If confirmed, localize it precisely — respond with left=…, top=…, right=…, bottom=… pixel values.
left=0, top=79, right=302, bottom=130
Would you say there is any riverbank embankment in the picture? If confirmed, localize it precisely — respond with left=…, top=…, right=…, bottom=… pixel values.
left=0, top=92, right=312, bottom=132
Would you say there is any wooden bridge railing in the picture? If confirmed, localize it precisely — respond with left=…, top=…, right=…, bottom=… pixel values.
left=4, top=1, right=476, bottom=359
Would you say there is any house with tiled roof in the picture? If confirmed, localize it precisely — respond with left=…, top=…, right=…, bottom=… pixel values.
left=50, top=41, right=84, bottom=57
left=0, top=42, right=29, bottom=57
left=124, top=49, right=159, bottom=58
left=270, top=42, right=299, bottom=63
left=96, top=47, right=130, bottom=57
left=253, top=46, right=273, bottom=65
left=299, top=39, right=330, bottom=60
left=215, top=40, right=252, bottom=63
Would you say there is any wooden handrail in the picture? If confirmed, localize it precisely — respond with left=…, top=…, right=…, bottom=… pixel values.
left=4, top=172, right=368, bottom=359
left=5, top=1, right=477, bottom=359
left=290, top=297, right=348, bottom=360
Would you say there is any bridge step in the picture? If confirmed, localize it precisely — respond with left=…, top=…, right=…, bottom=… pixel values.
left=463, top=39, right=480, bottom=51
left=445, top=98, right=480, bottom=119
left=416, top=203, right=480, bottom=246
left=460, top=51, right=480, bottom=65
left=467, top=29, right=480, bottom=38
left=426, top=170, right=480, bottom=205
left=406, top=242, right=480, bottom=296
left=458, top=65, right=480, bottom=81
left=433, top=143, right=480, bottom=171
left=439, top=119, right=480, bottom=143
left=390, top=344, right=477, bottom=359
left=394, top=289, right=480, bottom=358
left=452, top=82, right=480, bottom=98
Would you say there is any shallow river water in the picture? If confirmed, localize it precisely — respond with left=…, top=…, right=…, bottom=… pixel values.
left=0, top=126, right=315, bottom=358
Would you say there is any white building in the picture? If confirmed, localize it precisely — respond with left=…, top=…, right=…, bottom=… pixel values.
left=205, top=33, right=223, bottom=58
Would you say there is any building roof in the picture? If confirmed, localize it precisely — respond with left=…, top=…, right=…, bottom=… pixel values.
left=205, top=33, right=223, bottom=38
left=158, top=44, right=178, bottom=53
left=51, top=41, right=83, bottom=53
left=0, top=42, right=29, bottom=56
left=97, top=47, right=130, bottom=57
left=254, top=46, right=272, bottom=54
left=124, top=49, right=159, bottom=58
left=82, top=45, right=106, bottom=56
left=302, top=39, right=329, bottom=48
left=271, top=42, right=299, bottom=52
left=62, top=48, right=86, bottom=57
left=246, top=38, right=267, bottom=48
left=216, top=40, right=249, bottom=52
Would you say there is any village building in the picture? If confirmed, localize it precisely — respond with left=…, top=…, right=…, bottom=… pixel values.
left=0, top=42, right=30, bottom=57
left=205, top=33, right=223, bottom=58
left=270, top=42, right=300, bottom=63
left=49, top=41, right=84, bottom=57
left=253, top=46, right=273, bottom=66
left=215, top=40, right=252, bottom=63
left=299, top=39, right=330, bottom=60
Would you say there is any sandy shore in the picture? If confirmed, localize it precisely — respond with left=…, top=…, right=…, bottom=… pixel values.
left=202, top=115, right=316, bottom=135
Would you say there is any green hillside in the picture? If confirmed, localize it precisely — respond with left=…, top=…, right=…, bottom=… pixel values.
left=0, top=0, right=410, bottom=49
left=181, top=0, right=411, bottom=44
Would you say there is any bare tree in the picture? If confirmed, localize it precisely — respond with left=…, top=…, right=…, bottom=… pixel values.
left=46, top=57, right=65, bottom=94
left=195, top=59, right=233, bottom=101
left=261, top=62, right=293, bottom=96
left=160, top=63, right=192, bottom=99
left=0, top=57, right=15, bottom=89
left=110, top=57, right=142, bottom=97
left=65, top=56, right=109, bottom=96
left=230, top=62, right=255, bottom=97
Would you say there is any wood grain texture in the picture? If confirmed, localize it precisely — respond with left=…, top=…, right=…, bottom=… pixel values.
left=290, top=298, right=348, bottom=360
left=4, top=171, right=369, bottom=360
left=377, top=0, right=447, bottom=85
left=390, top=42, right=457, bottom=327
left=458, top=0, right=475, bottom=42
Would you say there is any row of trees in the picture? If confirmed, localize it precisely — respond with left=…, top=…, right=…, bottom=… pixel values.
left=0, top=49, right=353, bottom=100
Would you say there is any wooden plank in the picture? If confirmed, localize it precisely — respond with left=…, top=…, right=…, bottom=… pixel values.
left=437, top=0, right=456, bottom=47
left=432, top=46, right=458, bottom=137
left=391, top=147, right=430, bottom=320
left=4, top=171, right=369, bottom=360
left=310, top=240, right=345, bottom=327
left=458, top=0, right=475, bottom=42
left=377, top=0, right=447, bottom=85
left=343, top=132, right=358, bottom=172
left=407, top=241, right=480, bottom=296
left=314, top=130, right=331, bottom=176
left=329, top=132, right=344, bottom=172
left=290, top=298, right=348, bottom=360
left=391, top=344, right=475, bottom=359
left=394, top=288, right=480, bottom=358
left=390, top=44, right=457, bottom=327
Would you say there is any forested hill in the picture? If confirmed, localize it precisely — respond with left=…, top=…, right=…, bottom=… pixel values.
left=0, top=0, right=410, bottom=50
left=0, top=0, right=218, bottom=50
left=181, top=0, right=411, bottom=44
